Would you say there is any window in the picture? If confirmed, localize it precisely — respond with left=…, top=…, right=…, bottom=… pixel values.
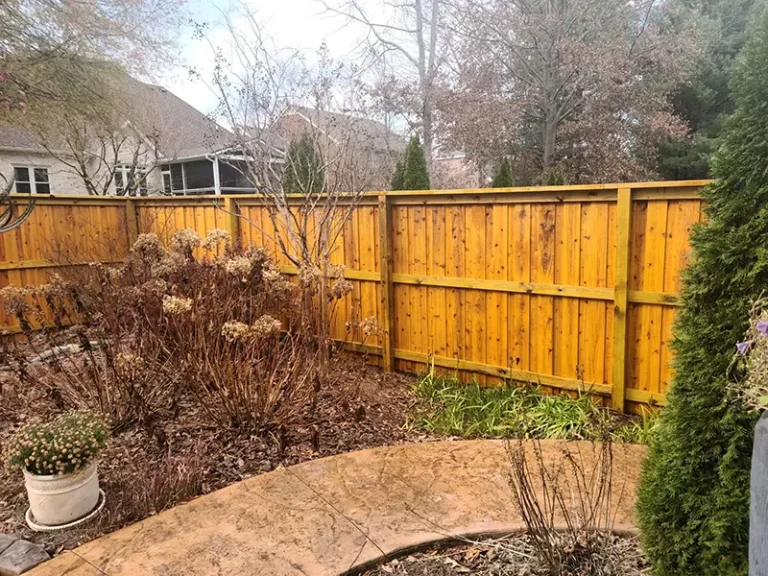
left=220, top=160, right=255, bottom=190
left=160, top=165, right=172, bottom=195
left=13, top=166, right=50, bottom=194
left=114, top=165, right=147, bottom=196
left=182, top=160, right=214, bottom=191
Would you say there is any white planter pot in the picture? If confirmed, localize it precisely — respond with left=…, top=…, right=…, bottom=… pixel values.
left=23, top=462, right=100, bottom=526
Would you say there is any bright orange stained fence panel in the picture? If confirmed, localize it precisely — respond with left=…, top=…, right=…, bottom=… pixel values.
left=0, top=182, right=708, bottom=411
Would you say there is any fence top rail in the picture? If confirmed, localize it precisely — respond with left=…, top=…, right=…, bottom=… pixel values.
left=8, top=179, right=711, bottom=203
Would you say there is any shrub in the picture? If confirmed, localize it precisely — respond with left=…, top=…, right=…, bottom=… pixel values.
left=636, top=10, right=768, bottom=575
left=391, top=158, right=405, bottom=190
left=283, top=134, right=325, bottom=194
left=491, top=157, right=515, bottom=187
left=402, top=135, right=430, bottom=190
left=1, top=229, right=317, bottom=432
left=5, top=411, right=111, bottom=476
left=507, top=438, right=641, bottom=576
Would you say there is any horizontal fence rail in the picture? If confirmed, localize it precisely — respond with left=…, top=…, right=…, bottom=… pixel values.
left=0, top=180, right=711, bottom=412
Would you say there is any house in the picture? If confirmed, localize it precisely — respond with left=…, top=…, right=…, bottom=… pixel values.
left=0, top=73, right=262, bottom=196
left=271, top=107, right=406, bottom=192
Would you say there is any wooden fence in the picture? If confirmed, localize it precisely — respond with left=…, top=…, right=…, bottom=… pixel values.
left=0, top=180, right=710, bottom=412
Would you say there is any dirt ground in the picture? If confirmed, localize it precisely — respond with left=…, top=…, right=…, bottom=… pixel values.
left=0, top=356, right=432, bottom=553
left=360, top=534, right=648, bottom=576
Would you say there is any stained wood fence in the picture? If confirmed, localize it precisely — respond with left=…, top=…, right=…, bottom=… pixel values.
left=0, top=180, right=710, bottom=412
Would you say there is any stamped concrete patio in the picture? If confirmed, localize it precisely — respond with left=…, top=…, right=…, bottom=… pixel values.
left=26, top=439, right=646, bottom=576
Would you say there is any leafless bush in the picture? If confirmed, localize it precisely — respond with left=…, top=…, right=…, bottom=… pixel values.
left=1, top=229, right=318, bottom=433
left=506, top=438, right=638, bottom=576
left=95, top=443, right=207, bottom=531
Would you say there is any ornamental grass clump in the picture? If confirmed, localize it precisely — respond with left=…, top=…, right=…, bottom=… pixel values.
left=5, top=411, right=110, bottom=476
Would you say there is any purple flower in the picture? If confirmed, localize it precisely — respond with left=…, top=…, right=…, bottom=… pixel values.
left=737, top=341, right=752, bottom=355
left=757, top=320, right=768, bottom=336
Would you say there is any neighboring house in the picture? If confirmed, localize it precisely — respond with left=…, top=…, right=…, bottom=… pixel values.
left=432, top=151, right=483, bottom=190
left=0, top=74, right=261, bottom=196
left=271, top=107, right=406, bottom=192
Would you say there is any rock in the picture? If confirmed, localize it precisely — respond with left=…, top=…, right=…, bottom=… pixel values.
left=0, top=540, right=50, bottom=575
left=0, top=536, right=17, bottom=556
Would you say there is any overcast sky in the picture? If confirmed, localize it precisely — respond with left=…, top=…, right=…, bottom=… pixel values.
left=163, top=0, right=363, bottom=114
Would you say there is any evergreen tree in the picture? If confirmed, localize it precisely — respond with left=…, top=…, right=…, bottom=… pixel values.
left=657, top=0, right=755, bottom=180
left=283, top=135, right=324, bottom=194
left=545, top=167, right=565, bottom=186
left=491, top=158, right=515, bottom=187
left=391, top=158, right=405, bottom=190
left=637, top=8, right=768, bottom=575
left=402, top=135, right=430, bottom=190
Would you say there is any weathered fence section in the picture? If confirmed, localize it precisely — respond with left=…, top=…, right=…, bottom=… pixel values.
left=0, top=180, right=709, bottom=412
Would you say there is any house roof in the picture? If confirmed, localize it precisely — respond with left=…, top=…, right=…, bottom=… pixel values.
left=117, top=75, right=234, bottom=160
left=0, top=72, right=235, bottom=161
left=284, top=106, right=407, bottom=155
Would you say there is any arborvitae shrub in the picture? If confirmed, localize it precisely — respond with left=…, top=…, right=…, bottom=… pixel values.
left=283, top=135, right=324, bottom=194
left=402, top=135, right=430, bottom=190
left=391, top=158, right=405, bottom=190
left=636, top=9, right=768, bottom=576
left=491, top=157, right=515, bottom=187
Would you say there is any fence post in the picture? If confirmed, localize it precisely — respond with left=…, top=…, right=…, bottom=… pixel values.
left=125, top=198, right=139, bottom=249
left=378, top=193, right=395, bottom=371
left=611, top=186, right=632, bottom=413
left=223, top=196, right=240, bottom=243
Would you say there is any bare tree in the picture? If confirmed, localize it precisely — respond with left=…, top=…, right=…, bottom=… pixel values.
left=0, top=0, right=184, bottom=120
left=444, top=0, right=700, bottom=183
left=0, top=174, right=35, bottom=233
left=194, top=5, right=371, bottom=376
left=321, top=0, right=446, bottom=176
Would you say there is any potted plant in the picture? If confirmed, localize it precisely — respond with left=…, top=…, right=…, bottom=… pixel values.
left=5, top=411, right=110, bottom=527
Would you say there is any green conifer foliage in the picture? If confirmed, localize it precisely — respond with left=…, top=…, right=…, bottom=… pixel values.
left=636, top=10, right=768, bottom=575
left=402, top=135, right=430, bottom=190
left=391, top=158, right=405, bottom=190
left=491, top=158, right=515, bottom=187
left=283, top=135, right=324, bottom=194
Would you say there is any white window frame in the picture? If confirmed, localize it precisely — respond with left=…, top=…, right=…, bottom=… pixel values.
left=12, top=165, right=50, bottom=194
left=114, top=164, right=148, bottom=196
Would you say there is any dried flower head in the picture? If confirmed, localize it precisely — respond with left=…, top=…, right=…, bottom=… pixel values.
left=151, top=252, right=186, bottom=277
left=162, top=295, right=193, bottom=315
left=251, top=314, right=282, bottom=339
left=224, top=256, right=253, bottom=280
left=359, top=316, right=380, bottom=337
left=262, top=262, right=282, bottom=283
left=328, top=263, right=346, bottom=279
left=170, top=229, right=201, bottom=255
left=141, top=279, right=168, bottom=296
left=115, top=353, right=145, bottom=377
left=330, top=278, right=354, bottom=300
left=0, top=286, right=30, bottom=315
left=201, top=228, right=231, bottom=251
left=5, top=411, right=111, bottom=476
left=133, top=233, right=165, bottom=260
left=221, top=320, right=251, bottom=342
left=298, top=263, right=322, bottom=287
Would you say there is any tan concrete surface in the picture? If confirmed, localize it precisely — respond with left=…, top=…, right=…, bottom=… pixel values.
left=26, top=440, right=646, bottom=576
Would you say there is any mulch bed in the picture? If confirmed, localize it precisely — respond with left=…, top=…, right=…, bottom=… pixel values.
left=360, top=533, right=648, bottom=576
left=0, top=355, right=433, bottom=553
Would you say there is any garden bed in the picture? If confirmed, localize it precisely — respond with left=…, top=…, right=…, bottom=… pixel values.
left=0, top=356, right=430, bottom=552
left=360, top=533, right=648, bottom=576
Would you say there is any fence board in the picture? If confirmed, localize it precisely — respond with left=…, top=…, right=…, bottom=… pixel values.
left=0, top=182, right=708, bottom=410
